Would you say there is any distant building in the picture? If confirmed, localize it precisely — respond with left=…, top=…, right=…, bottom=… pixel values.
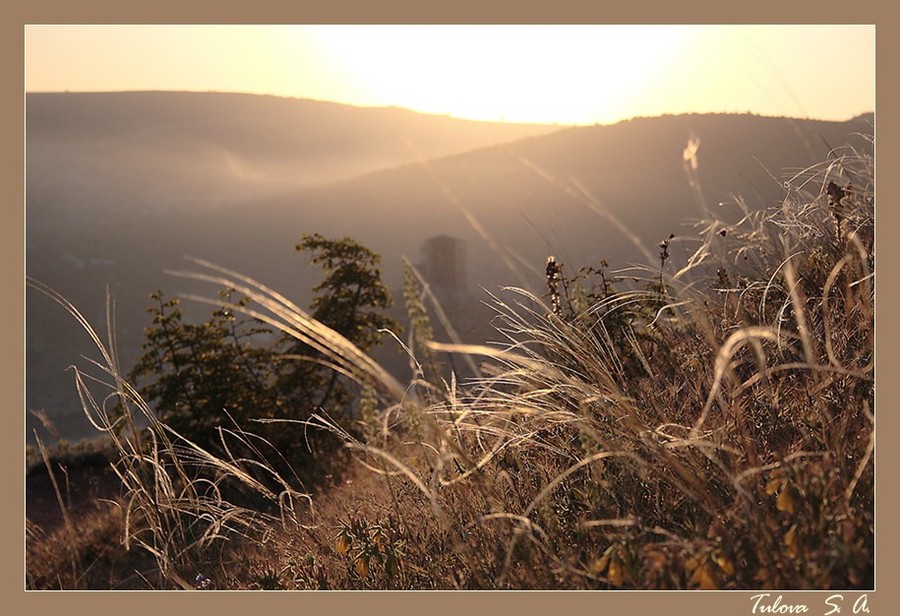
left=421, top=235, right=466, bottom=292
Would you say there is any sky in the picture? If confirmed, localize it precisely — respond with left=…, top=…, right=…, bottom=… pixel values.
left=24, top=24, right=875, bottom=126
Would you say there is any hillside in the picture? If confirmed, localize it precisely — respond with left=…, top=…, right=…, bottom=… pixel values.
left=26, top=91, right=561, bottom=211
left=25, top=96, right=873, bottom=442
left=25, top=91, right=560, bottom=441
left=241, top=113, right=874, bottom=293
left=26, top=133, right=874, bottom=589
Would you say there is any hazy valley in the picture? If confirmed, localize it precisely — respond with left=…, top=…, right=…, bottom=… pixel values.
left=25, top=91, right=874, bottom=442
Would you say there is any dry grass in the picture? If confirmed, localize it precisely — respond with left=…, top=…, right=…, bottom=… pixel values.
left=26, top=140, right=874, bottom=590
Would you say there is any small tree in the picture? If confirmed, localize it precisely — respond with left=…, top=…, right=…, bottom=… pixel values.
left=128, top=289, right=280, bottom=453
left=277, top=233, right=399, bottom=412
left=128, top=235, right=398, bottom=482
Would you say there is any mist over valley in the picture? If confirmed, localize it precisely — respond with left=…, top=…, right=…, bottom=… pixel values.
left=25, top=91, right=874, bottom=442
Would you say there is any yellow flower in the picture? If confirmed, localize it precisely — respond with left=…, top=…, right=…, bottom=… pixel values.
left=335, top=532, right=352, bottom=556
left=607, top=557, right=624, bottom=586
left=355, top=555, right=370, bottom=578
left=784, top=524, right=798, bottom=558
left=690, top=562, right=718, bottom=590
left=714, top=551, right=734, bottom=577
left=776, top=487, right=796, bottom=514
left=591, top=554, right=610, bottom=575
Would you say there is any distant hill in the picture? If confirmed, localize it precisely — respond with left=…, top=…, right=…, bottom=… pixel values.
left=26, top=91, right=561, bottom=212
left=231, top=112, right=874, bottom=293
left=25, top=93, right=874, bottom=442
left=25, top=91, right=560, bottom=441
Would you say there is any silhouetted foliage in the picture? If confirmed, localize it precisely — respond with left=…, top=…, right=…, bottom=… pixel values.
left=277, top=233, right=399, bottom=413
left=128, top=235, right=398, bottom=480
left=129, top=289, right=280, bottom=450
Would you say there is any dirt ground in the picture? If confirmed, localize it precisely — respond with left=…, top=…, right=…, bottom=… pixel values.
left=26, top=459, right=126, bottom=539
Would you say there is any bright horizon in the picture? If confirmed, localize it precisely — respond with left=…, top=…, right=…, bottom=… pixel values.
left=25, top=24, right=874, bottom=126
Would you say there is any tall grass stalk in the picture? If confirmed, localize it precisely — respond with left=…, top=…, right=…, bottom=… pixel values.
left=30, top=139, right=873, bottom=589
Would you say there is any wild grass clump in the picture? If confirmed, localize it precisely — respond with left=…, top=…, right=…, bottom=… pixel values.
left=315, top=141, right=872, bottom=590
left=29, top=139, right=873, bottom=590
left=418, top=142, right=874, bottom=590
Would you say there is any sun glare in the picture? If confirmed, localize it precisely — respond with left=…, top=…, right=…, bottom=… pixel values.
left=26, top=25, right=874, bottom=126
left=296, top=25, right=693, bottom=125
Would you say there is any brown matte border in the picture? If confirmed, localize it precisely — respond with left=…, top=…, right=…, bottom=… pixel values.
left=6, top=1, right=892, bottom=615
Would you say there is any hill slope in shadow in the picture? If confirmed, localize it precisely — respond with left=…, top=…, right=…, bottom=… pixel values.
left=26, top=96, right=874, bottom=441
left=26, top=91, right=562, bottom=212
left=237, top=112, right=873, bottom=293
